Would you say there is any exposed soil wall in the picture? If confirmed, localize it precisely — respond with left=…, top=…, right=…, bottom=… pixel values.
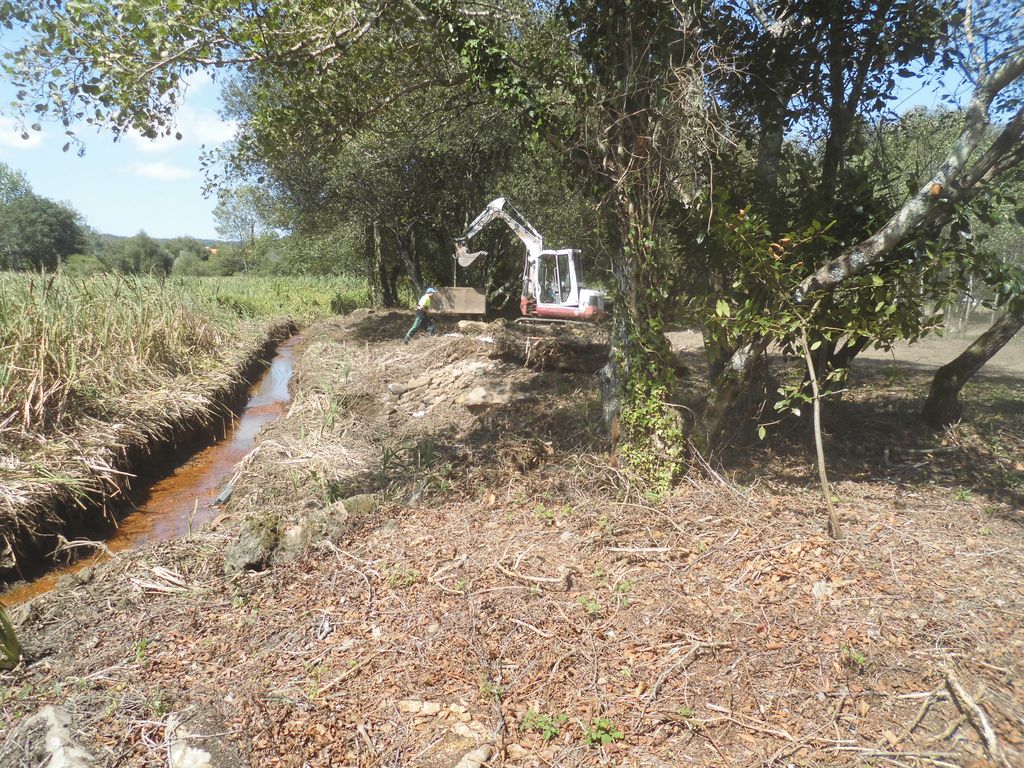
left=0, top=320, right=297, bottom=580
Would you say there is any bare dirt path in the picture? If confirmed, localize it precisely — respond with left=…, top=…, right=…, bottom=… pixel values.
left=667, top=326, right=1024, bottom=379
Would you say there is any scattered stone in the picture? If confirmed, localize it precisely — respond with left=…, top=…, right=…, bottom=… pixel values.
left=421, top=702, right=442, bottom=716
left=0, top=706, right=96, bottom=768
left=452, top=744, right=494, bottom=768
left=407, top=373, right=433, bottom=390
left=387, top=382, right=408, bottom=396
left=506, top=743, right=530, bottom=760
left=224, top=514, right=280, bottom=574
left=459, top=381, right=530, bottom=411
left=397, top=700, right=423, bottom=714
left=452, top=721, right=490, bottom=740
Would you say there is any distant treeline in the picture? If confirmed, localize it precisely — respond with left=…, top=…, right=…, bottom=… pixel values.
left=0, top=160, right=313, bottom=277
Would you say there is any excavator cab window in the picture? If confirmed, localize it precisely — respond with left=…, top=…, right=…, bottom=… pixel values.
left=557, top=252, right=572, bottom=303
left=537, top=254, right=558, bottom=303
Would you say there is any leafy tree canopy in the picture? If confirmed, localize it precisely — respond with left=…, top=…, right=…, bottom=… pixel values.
left=0, top=193, right=86, bottom=270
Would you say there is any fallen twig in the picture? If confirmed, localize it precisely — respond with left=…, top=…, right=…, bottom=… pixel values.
left=892, top=687, right=946, bottom=746
left=828, top=745, right=960, bottom=768
left=943, top=666, right=1009, bottom=767
left=494, top=559, right=577, bottom=591
left=642, top=641, right=733, bottom=714
left=704, top=702, right=795, bottom=742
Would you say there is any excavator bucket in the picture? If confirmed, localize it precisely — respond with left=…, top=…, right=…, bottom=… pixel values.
left=455, top=242, right=486, bottom=268
left=432, top=287, right=486, bottom=315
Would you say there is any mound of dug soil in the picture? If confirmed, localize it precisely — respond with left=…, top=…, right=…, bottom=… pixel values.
left=2, top=311, right=1021, bottom=768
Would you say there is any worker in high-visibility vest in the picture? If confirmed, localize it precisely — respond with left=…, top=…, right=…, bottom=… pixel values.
left=404, top=287, right=437, bottom=343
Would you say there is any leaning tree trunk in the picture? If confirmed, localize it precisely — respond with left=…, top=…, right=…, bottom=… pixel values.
left=921, top=305, right=1023, bottom=427
left=701, top=51, right=1024, bottom=448
left=698, top=337, right=771, bottom=448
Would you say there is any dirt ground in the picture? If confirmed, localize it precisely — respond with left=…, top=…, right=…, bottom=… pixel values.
left=666, top=326, right=1024, bottom=378
left=2, top=312, right=1022, bottom=768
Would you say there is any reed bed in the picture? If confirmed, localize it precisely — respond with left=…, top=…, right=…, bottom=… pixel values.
left=0, top=273, right=367, bottom=444
left=0, top=271, right=367, bottom=571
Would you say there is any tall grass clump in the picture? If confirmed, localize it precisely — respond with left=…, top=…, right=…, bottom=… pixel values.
left=0, top=273, right=370, bottom=447
left=0, top=273, right=249, bottom=444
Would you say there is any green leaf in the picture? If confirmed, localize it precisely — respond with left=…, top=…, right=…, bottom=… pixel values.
left=757, top=425, right=767, bottom=440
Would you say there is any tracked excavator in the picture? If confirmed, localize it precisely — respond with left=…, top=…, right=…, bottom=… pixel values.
left=455, top=197, right=607, bottom=322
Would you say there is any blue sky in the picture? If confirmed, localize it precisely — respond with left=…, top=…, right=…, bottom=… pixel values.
left=0, top=64, right=235, bottom=241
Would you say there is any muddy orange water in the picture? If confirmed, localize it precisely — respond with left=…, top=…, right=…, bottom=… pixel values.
left=2, top=334, right=302, bottom=605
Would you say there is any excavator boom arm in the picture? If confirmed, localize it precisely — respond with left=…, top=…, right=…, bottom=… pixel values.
left=456, top=197, right=544, bottom=257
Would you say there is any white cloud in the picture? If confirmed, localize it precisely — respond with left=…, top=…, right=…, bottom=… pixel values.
left=0, top=117, right=43, bottom=149
left=125, top=104, right=236, bottom=153
left=181, top=70, right=215, bottom=95
left=185, top=108, right=237, bottom=145
left=130, top=161, right=196, bottom=180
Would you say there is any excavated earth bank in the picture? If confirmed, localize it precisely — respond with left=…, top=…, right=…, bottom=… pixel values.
left=0, top=320, right=296, bottom=580
left=1, top=310, right=1021, bottom=768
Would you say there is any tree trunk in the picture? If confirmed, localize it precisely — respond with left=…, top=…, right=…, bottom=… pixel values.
left=819, top=11, right=850, bottom=203
left=395, top=226, right=424, bottom=296
left=363, top=222, right=382, bottom=307
left=921, top=305, right=1023, bottom=427
left=599, top=209, right=684, bottom=486
left=698, top=337, right=771, bottom=447
left=754, top=96, right=790, bottom=230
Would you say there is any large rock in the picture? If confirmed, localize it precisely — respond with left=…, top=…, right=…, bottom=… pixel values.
left=458, top=381, right=531, bottom=411
left=224, top=514, right=280, bottom=574
left=227, top=495, right=378, bottom=570
left=0, top=706, right=96, bottom=768
left=274, top=495, right=375, bottom=563
left=339, top=493, right=379, bottom=517
left=165, top=710, right=246, bottom=768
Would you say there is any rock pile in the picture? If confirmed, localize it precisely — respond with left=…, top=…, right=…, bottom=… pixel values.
left=387, top=357, right=534, bottom=417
